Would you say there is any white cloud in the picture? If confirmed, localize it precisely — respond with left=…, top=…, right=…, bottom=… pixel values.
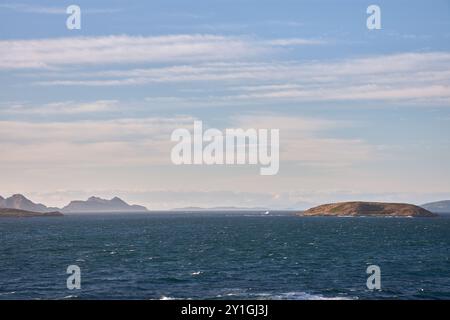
left=265, top=38, right=326, bottom=46
left=0, top=116, right=195, bottom=167
left=0, top=116, right=194, bottom=144
left=1, top=113, right=447, bottom=208
left=0, top=3, right=120, bottom=14
left=33, top=52, right=450, bottom=105
left=233, top=114, right=373, bottom=165
left=0, top=34, right=330, bottom=70
left=233, top=84, right=450, bottom=103
left=3, top=100, right=119, bottom=115
left=0, top=35, right=269, bottom=69
left=0, top=3, right=65, bottom=14
left=36, top=52, right=450, bottom=83
left=0, top=114, right=373, bottom=169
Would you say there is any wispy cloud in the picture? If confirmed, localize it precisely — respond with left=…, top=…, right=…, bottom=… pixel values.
left=0, top=3, right=64, bottom=14
left=38, top=52, right=450, bottom=105
left=0, top=3, right=120, bottom=14
left=0, top=113, right=374, bottom=170
left=3, top=100, right=119, bottom=115
left=0, top=116, right=195, bottom=167
left=0, top=34, right=328, bottom=70
left=265, top=38, right=326, bottom=46
left=0, top=35, right=268, bottom=69
left=233, top=114, right=373, bottom=165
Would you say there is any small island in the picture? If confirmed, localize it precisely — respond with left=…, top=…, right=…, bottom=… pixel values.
left=0, top=208, right=63, bottom=218
left=301, top=201, right=437, bottom=217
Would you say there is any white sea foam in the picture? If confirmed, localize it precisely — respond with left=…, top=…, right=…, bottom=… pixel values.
left=265, top=292, right=352, bottom=300
left=216, top=290, right=352, bottom=300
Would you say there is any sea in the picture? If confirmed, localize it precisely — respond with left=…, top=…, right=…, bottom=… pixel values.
left=0, top=212, right=449, bottom=300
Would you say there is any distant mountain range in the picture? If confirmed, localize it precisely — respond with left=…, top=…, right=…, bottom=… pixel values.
left=172, top=206, right=270, bottom=211
left=62, top=196, right=147, bottom=213
left=0, top=194, right=148, bottom=213
left=0, top=194, right=59, bottom=213
left=2, top=194, right=450, bottom=215
left=421, top=200, right=450, bottom=213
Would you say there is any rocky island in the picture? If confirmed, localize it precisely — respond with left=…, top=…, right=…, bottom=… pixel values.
left=0, top=208, right=63, bottom=218
left=301, top=201, right=437, bottom=217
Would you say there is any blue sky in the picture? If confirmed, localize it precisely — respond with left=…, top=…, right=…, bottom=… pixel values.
left=0, top=0, right=449, bottom=209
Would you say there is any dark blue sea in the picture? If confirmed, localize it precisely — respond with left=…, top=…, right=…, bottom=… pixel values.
left=0, top=213, right=449, bottom=300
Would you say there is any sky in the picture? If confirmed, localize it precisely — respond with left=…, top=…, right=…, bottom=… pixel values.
left=0, top=0, right=450, bottom=209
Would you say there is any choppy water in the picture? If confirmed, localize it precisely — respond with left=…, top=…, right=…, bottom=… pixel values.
left=0, top=213, right=449, bottom=300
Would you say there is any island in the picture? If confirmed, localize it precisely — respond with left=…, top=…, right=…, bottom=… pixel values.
left=301, top=201, right=437, bottom=217
left=0, top=208, right=63, bottom=218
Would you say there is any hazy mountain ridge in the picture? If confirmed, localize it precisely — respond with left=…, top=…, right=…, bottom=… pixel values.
left=0, top=194, right=59, bottom=213
left=421, top=200, right=450, bottom=213
left=62, top=196, right=148, bottom=213
left=1, top=194, right=449, bottom=215
left=172, top=206, right=270, bottom=211
left=0, top=194, right=148, bottom=213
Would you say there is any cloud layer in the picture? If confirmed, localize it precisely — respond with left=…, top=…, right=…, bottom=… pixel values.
left=0, top=112, right=372, bottom=168
left=0, top=34, right=274, bottom=69
left=30, top=51, right=450, bottom=105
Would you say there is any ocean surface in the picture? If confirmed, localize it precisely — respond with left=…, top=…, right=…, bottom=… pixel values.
left=0, top=212, right=449, bottom=300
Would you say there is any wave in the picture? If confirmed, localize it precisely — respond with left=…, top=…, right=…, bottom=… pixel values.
left=159, top=295, right=177, bottom=300
left=154, top=291, right=352, bottom=300
left=214, top=290, right=352, bottom=300
left=254, top=292, right=352, bottom=300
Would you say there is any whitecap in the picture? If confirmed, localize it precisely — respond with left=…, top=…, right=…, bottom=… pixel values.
left=217, top=291, right=352, bottom=300
left=270, top=292, right=352, bottom=300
